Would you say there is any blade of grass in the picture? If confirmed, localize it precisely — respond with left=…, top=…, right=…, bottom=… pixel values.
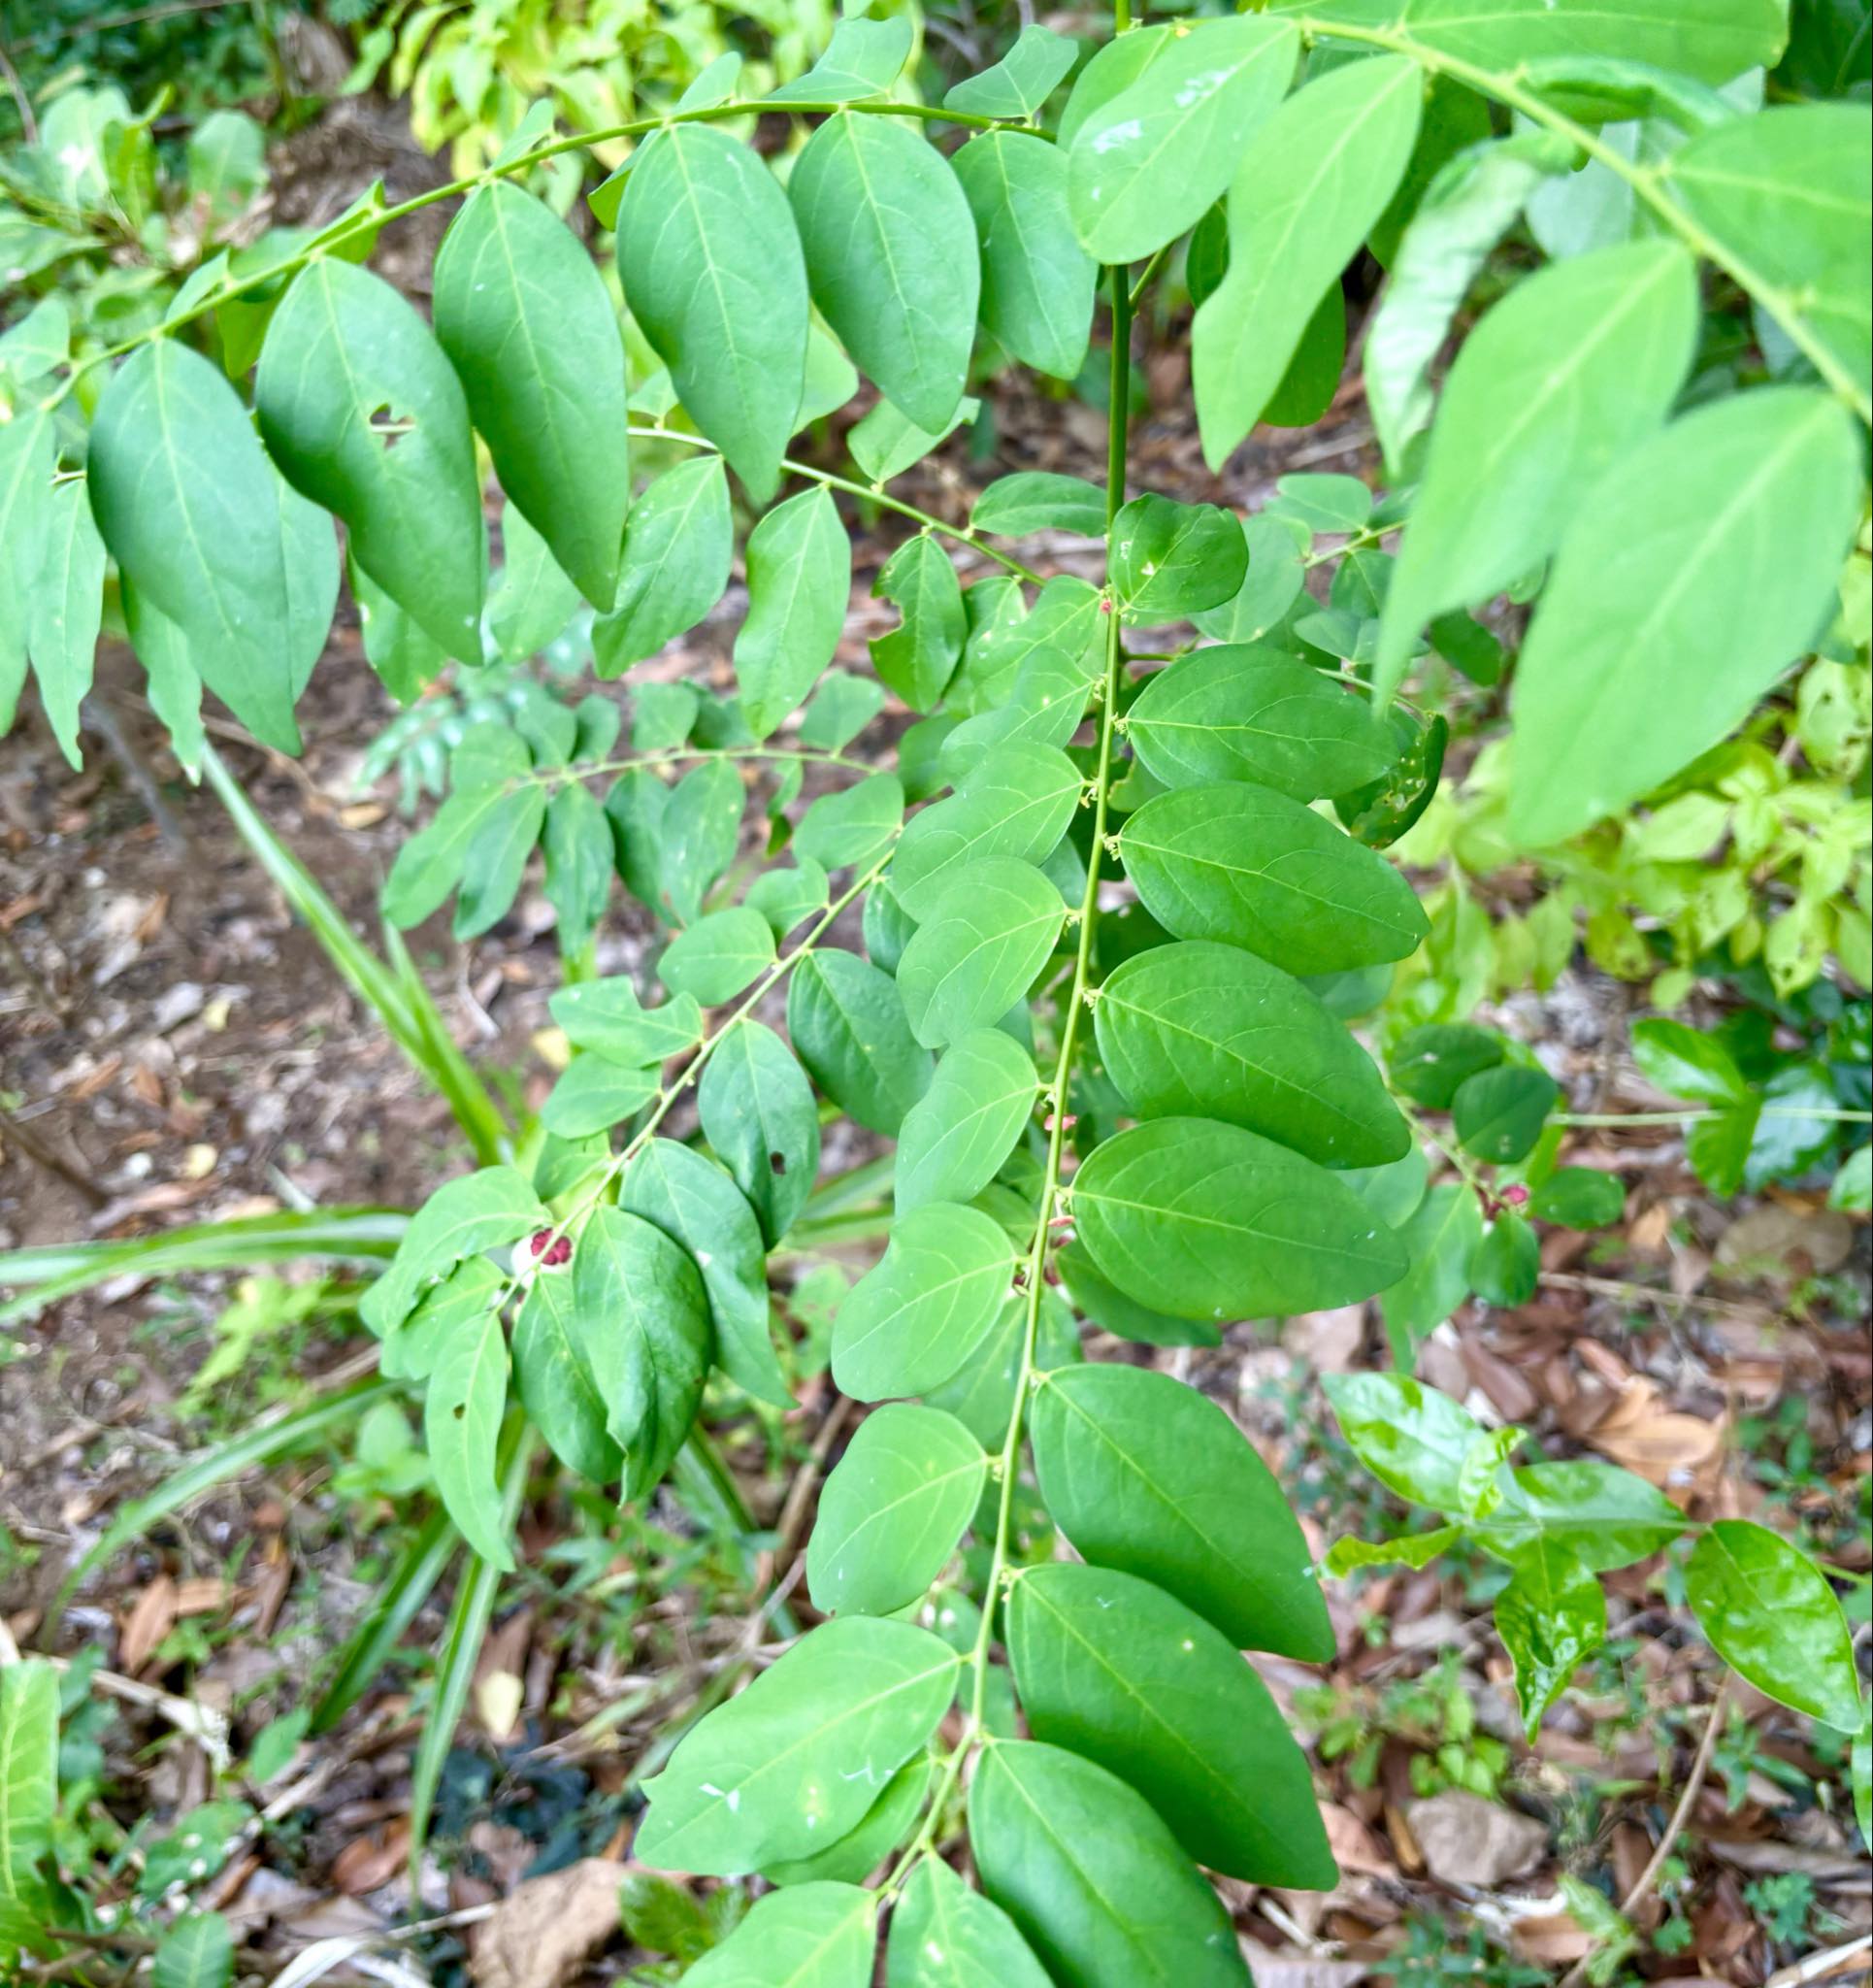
left=200, top=743, right=509, bottom=1165
left=49, top=1377, right=401, bottom=1628
left=408, top=1417, right=535, bottom=1895
left=0, top=1209, right=409, bottom=1327
left=311, top=1502, right=461, bottom=1736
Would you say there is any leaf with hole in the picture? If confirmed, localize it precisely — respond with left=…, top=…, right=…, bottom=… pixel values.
left=699, top=1020, right=820, bottom=1245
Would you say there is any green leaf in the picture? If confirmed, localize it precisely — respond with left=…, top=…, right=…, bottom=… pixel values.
left=762, top=1759, right=928, bottom=1887
left=1528, top=1166, right=1625, bottom=1228
left=1341, top=1145, right=1429, bottom=1230
left=361, top=1165, right=545, bottom=1337
left=1031, top=1362, right=1333, bottom=1658
left=1495, top=1539, right=1605, bottom=1739
left=887, top=1855, right=1052, bottom=1988
left=489, top=501, right=579, bottom=661
left=1381, top=1182, right=1482, bottom=1364
left=954, top=130, right=1098, bottom=382
left=1452, top=1065, right=1559, bottom=1165
left=806, top=1403, right=986, bottom=1615
left=453, top=781, right=546, bottom=941
left=871, top=535, right=965, bottom=712
left=1119, top=782, right=1429, bottom=974
left=433, top=182, right=630, bottom=607
left=659, top=907, right=777, bottom=1005
left=1009, top=1563, right=1335, bottom=1886
left=385, top=1255, right=502, bottom=1382
left=789, top=951, right=933, bottom=1134
left=1126, top=646, right=1396, bottom=802
left=1323, top=1526, right=1463, bottom=1575
left=938, top=578, right=1104, bottom=768
left=574, top=1207, right=712, bottom=1500
left=542, top=781, right=611, bottom=953
left=541, top=1055, right=659, bottom=1139
left=1190, top=515, right=1304, bottom=647
left=593, top=455, right=733, bottom=677
left=790, top=113, right=981, bottom=433
left=256, top=258, right=482, bottom=657
left=1095, top=941, right=1406, bottom=1169
left=660, top=758, right=746, bottom=924
left=1109, top=495, right=1247, bottom=620
left=513, top=1267, right=620, bottom=1484
left=1667, top=104, right=1870, bottom=401
left=1057, top=1242, right=1218, bottom=1349
left=152, top=1913, right=234, bottom=1988
left=1472, top=1460, right=1685, bottom=1573
left=1194, top=55, right=1422, bottom=468
left=1629, top=1016, right=1750, bottom=1105
left=637, top=1616, right=958, bottom=1872
left=747, top=859, right=831, bottom=940
left=896, top=1028, right=1037, bottom=1213
left=944, top=22, right=1078, bottom=119
left=1067, top=16, right=1297, bottom=264
left=1299, top=0, right=1787, bottom=81
left=615, top=125, right=807, bottom=502
left=549, top=978, right=701, bottom=1065
left=970, top=1740, right=1252, bottom=1988
left=894, top=743, right=1083, bottom=919
left=382, top=729, right=530, bottom=926
left=767, top=14, right=912, bottom=102
left=801, top=677, right=882, bottom=752
left=735, top=485, right=850, bottom=739
left=1364, top=133, right=1570, bottom=477
left=898, top=858, right=1066, bottom=1050
left=0, top=1659, right=56, bottom=1946
left=970, top=473, right=1106, bottom=539
left=1322, top=1371, right=1484, bottom=1512
left=87, top=341, right=311, bottom=750
left=1688, top=1520, right=1864, bottom=1731
left=28, top=477, right=105, bottom=771
left=0, top=408, right=53, bottom=737
left=1375, top=239, right=1698, bottom=702
left=1469, top=1209, right=1539, bottom=1308
left=1389, top=1021, right=1506, bottom=1109
left=832, top=1201, right=1015, bottom=1401
left=849, top=397, right=977, bottom=485
left=622, top=1139, right=790, bottom=1408
left=795, top=774, right=905, bottom=874
left=1508, top=386, right=1865, bottom=846
left=699, top=1019, right=820, bottom=1245
left=680, top=1881, right=875, bottom=1987
left=424, top=1301, right=512, bottom=1570
left=1070, top=1116, right=1407, bottom=1325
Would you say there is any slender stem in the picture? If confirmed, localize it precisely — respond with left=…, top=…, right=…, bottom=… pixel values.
left=1557, top=1673, right=1730, bottom=1988
left=1290, top=15, right=1872, bottom=422
left=51, top=96, right=1034, bottom=403
left=885, top=257, right=1135, bottom=1899
left=623, top=423, right=1044, bottom=584
left=517, top=743, right=876, bottom=793
left=1557, top=1107, right=1871, bottom=1127
left=491, top=845, right=897, bottom=1314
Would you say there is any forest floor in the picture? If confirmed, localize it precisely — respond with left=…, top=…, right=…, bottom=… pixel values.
left=0, top=135, right=1869, bottom=1988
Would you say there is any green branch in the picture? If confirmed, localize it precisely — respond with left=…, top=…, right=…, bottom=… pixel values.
left=53, top=95, right=1033, bottom=402
left=624, top=423, right=1044, bottom=584
left=1290, top=13, right=1873, bottom=424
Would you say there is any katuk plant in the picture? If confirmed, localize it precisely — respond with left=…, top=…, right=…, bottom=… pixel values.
left=1, top=0, right=1869, bottom=1979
